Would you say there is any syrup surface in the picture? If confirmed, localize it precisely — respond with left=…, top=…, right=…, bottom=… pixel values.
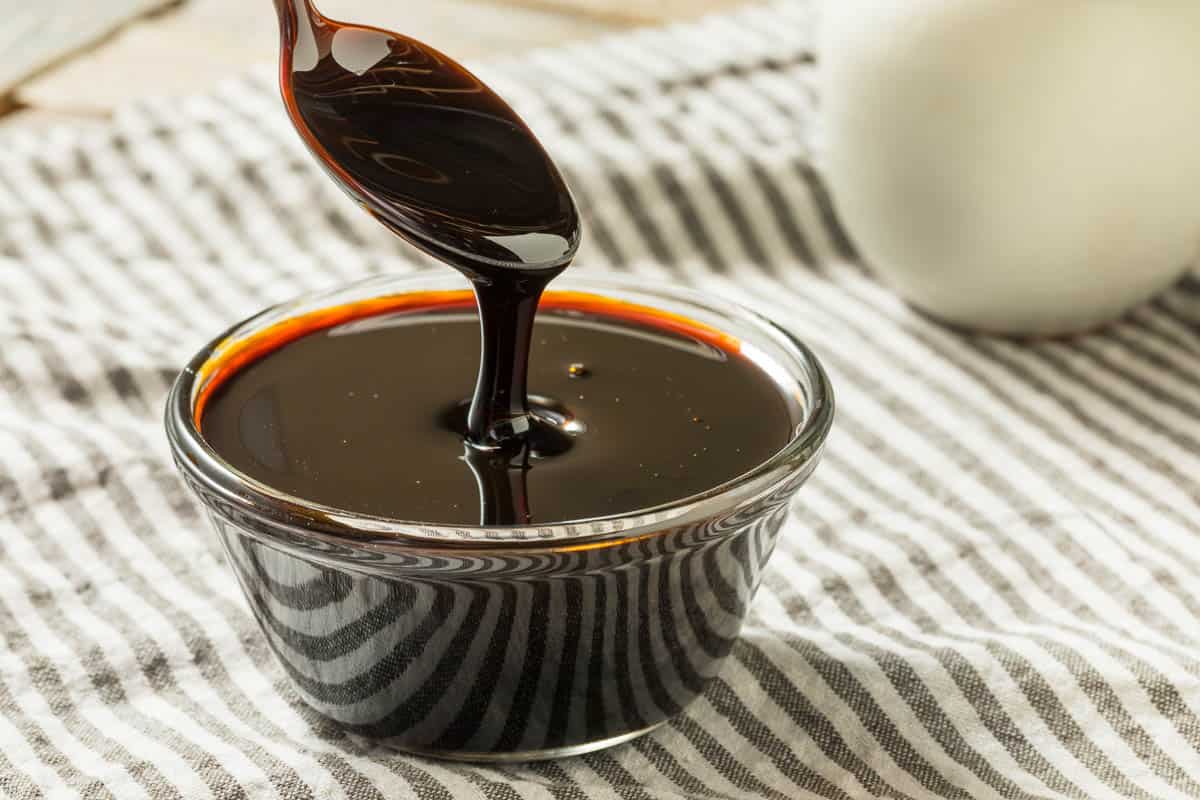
left=200, top=294, right=795, bottom=525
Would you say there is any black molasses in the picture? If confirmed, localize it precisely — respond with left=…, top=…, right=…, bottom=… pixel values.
left=199, top=291, right=796, bottom=526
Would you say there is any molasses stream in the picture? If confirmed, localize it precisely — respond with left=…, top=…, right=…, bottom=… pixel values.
left=272, top=0, right=580, bottom=523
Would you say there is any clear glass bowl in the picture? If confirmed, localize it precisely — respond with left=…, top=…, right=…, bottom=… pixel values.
left=165, top=272, right=834, bottom=761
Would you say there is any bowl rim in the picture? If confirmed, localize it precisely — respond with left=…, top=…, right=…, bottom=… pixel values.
left=165, top=272, right=834, bottom=552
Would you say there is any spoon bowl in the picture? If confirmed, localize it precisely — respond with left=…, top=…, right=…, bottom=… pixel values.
left=271, top=0, right=582, bottom=446
left=272, top=0, right=581, bottom=275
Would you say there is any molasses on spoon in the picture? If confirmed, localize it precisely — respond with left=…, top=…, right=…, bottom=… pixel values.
left=273, top=0, right=579, bottom=449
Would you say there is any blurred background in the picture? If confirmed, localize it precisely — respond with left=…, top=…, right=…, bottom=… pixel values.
left=1, top=0, right=754, bottom=129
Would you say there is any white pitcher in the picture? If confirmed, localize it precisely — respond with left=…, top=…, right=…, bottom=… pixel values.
left=819, top=0, right=1200, bottom=335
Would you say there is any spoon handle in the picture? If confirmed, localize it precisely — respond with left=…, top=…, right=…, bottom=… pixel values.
left=273, top=0, right=318, bottom=24
left=273, top=0, right=325, bottom=71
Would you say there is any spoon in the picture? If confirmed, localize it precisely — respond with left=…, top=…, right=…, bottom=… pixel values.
left=271, top=0, right=581, bottom=448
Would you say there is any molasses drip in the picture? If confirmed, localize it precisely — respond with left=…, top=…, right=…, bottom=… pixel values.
left=272, top=0, right=580, bottom=452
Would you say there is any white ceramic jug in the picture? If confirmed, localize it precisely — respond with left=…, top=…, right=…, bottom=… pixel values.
left=819, top=0, right=1200, bottom=335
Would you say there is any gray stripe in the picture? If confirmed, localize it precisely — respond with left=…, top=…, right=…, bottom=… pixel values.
left=0, top=748, right=44, bottom=800
left=1113, top=321, right=1200, bottom=394
left=133, top=102, right=324, bottom=297
left=453, top=766, right=523, bottom=800
left=763, top=566, right=1092, bottom=800
left=654, top=116, right=772, bottom=272
left=719, top=653, right=921, bottom=800
left=631, top=736, right=742, bottom=800
left=1016, top=342, right=1200, bottom=468
left=0, top=158, right=83, bottom=309
left=556, top=164, right=628, bottom=269
left=0, top=518, right=235, bottom=799
left=99, top=134, right=240, bottom=326
left=0, top=332, right=382, bottom=796
left=11, top=281, right=410, bottom=800
left=21, top=153, right=152, bottom=318
left=596, top=108, right=727, bottom=273
left=526, top=94, right=680, bottom=271
left=580, top=753, right=658, bottom=800
left=744, top=609, right=988, bottom=796
left=822, top=446, right=1200, bottom=674
left=372, top=759, right=456, bottom=800
left=0, top=538, right=116, bottom=797
left=1134, top=300, right=1200, bottom=357
left=730, top=74, right=861, bottom=263
left=732, top=278, right=1197, bottom=793
left=182, top=119, right=354, bottom=285
left=830, top=396, right=1198, bottom=657
left=734, top=273, right=1197, bottom=647
left=669, top=711, right=846, bottom=800
left=0, top=379, right=312, bottom=798
left=828, top=277, right=1200, bottom=632
left=105, top=132, right=222, bottom=268
left=756, top=560, right=1040, bottom=800
left=617, top=36, right=812, bottom=274
left=0, top=556, right=170, bottom=797
left=811, top=476, right=1200, bottom=796
left=1148, top=294, right=1200, bottom=350
left=522, top=761, right=594, bottom=800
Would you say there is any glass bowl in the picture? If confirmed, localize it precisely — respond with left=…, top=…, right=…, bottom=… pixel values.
left=165, top=272, right=833, bottom=762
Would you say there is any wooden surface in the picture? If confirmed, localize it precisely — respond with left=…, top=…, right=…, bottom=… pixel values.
left=4, top=0, right=752, bottom=130
left=0, top=0, right=177, bottom=98
left=505, top=0, right=756, bottom=24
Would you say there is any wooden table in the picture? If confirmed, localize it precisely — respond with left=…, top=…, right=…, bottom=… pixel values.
left=3, top=0, right=752, bottom=130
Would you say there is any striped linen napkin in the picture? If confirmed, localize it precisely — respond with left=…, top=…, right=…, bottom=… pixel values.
left=2, top=2, right=1199, bottom=797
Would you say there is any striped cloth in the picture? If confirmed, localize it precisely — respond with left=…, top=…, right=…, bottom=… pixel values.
left=2, top=1, right=1199, bottom=797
